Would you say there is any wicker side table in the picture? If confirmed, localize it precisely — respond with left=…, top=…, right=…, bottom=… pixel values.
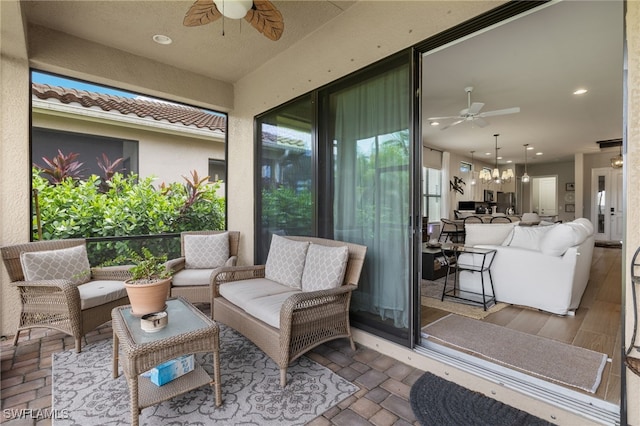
left=111, top=297, right=221, bottom=426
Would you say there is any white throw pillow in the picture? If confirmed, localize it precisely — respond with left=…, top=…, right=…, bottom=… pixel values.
left=264, top=235, right=310, bottom=289
left=464, top=223, right=516, bottom=247
left=20, top=244, right=91, bottom=285
left=506, top=225, right=555, bottom=251
left=301, top=244, right=349, bottom=292
left=539, top=224, right=575, bottom=256
left=184, top=232, right=229, bottom=269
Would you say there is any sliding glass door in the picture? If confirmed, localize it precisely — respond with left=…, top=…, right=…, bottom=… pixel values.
left=255, top=52, right=418, bottom=344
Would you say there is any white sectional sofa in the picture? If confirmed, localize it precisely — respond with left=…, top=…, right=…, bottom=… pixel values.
left=458, top=218, right=595, bottom=315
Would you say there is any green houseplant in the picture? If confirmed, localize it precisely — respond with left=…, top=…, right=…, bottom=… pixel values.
left=119, top=247, right=173, bottom=316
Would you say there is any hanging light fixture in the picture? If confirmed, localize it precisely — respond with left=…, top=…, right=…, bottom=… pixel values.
left=470, top=151, right=477, bottom=186
left=214, top=0, right=252, bottom=19
left=492, top=134, right=502, bottom=184
left=522, top=144, right=530, bottom=183
left=611, top=145, right=623, bottom=169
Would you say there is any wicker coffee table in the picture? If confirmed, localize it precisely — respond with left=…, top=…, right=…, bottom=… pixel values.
left=111, top=297, right=222, bottom=426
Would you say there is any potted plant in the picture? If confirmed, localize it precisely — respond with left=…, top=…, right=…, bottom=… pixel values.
left=120, top=247, right=173, bottom=316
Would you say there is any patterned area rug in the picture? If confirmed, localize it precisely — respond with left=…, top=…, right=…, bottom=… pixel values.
left=52, top=324, right=358, bottom=425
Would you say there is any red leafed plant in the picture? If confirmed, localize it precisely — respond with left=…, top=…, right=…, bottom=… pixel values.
left=181, top=170, right=211, bottom=214
left=34, top=149, right=85, bottom=184
left=96, top=153, right=124, bottom=192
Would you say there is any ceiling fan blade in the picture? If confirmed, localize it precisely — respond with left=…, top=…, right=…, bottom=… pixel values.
left=467, top=102, right=484, bottom=115
left=183, top=0, right=222, bottom=26
left=440, top=118, right=465, bottom=130
left=478, top=107, right=521, bottom=118
left=245, top=0, right=284, bottom=41
left=473, top=117, right=489, bottom=128
left=427, top=115, right=462, bottom=121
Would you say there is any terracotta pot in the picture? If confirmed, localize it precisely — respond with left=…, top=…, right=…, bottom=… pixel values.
left=124, top=277, right=171, bottom=316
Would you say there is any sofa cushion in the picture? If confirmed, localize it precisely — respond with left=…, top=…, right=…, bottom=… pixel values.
left=20, top=245, right=91, bottom=285
left=171, top=268, right=214, bottom=287
left=505, top=225, right=555, bottom=251
left=539, top=224, right=576, bottom=256
left=244, top=292, right=299, bottom=329
left=301, top=244, right=349, bottom=291
left=219, top=278, right=297, bottom=311
left=264, top=235, right=310, bottom=289
left=78, top=280, right=127, bottom=310
left=184, top=232, right=229, bottom=269
left=464, top=223, right=516, bottom=247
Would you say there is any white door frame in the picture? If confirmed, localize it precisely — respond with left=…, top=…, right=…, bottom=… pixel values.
left=591, top=167, right=623, bottom=241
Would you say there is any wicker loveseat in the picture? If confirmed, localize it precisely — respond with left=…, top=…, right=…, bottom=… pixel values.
left=1, top=239, right=132, bottom=352
left=211, top=235, right=367, bottom=386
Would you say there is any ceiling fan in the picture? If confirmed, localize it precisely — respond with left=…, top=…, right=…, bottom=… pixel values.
left=184, top=0, right=284, bottom=41
left=428, top=86, right=520, bottom=130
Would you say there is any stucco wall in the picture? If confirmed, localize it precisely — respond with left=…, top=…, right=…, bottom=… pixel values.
left=33, top=112, right=225, bottom=186
left=625, top=2, right=640, bottom=423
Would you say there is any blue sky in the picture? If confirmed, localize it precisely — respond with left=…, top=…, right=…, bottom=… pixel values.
left=32, top=71, right=136, bottom=98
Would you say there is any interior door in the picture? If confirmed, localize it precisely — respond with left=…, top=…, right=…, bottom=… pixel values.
left=592, top=167, right=623, bottom=241
left=532, top=176, right=558, bottom=217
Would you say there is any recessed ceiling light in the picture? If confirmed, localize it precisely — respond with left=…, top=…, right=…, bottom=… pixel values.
left=573, top=88, right=588, bottom=95
left=527, top=146, right=534, bottom=150
left=153, top=34, right=172, bottom=45
left=536, top=152, right=543, bottom=156
left=506, top=160, right=513, bottom=163
left=497, top=156, right=503, bottom=160
left=430, top=121, right=439, bottom=126
left=485, top=152, right=491, bottom=156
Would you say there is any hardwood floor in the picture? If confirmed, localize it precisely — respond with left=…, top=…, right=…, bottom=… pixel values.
left=420, top=245, right=622, bottom=404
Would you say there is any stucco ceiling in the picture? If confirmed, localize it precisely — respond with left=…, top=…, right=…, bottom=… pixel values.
left=20, top=0, right=624, bottom=165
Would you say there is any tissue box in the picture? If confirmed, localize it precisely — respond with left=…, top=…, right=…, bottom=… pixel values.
left=144, top=354, right=195, bottom=386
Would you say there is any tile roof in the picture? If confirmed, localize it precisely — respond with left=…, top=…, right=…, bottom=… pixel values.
left=32, top=83, right=226, bottom=132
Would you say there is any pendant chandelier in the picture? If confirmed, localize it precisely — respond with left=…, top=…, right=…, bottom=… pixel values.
left=490, top=134, right=514, bottom=184
left=611, top=145, right=623, bottom=169
left=522, top=144, right=530, bottom=183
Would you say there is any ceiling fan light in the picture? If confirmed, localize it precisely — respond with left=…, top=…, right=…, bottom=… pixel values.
left=214, top=0, right=252, bottom=19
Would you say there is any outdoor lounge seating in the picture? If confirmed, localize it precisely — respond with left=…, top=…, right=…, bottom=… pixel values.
left=167, top=230, right=240, bottom=304
left=1, top=239, right=131, bottom=352
left=211, top=235, right=367, bottom=386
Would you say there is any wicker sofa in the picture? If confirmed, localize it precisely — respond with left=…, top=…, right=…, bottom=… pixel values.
left=211, top=235, right=367, bottom=386
left=1, top=239, right=131, bottom=352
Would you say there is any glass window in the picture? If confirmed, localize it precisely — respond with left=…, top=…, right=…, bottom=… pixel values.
left=423, top=167, right=441, bottom=220
left=459, top=161, right=472, bottom=173
left=255, top=95, right=314, bottom=263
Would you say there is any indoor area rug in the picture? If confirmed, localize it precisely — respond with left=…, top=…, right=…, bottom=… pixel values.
left=410, top=371, right=553, bottom=426
left=421, top=278, right=508, bottom=320
left=52, top=324, right=358, bottom=425
left=422, top=314, right=608, bottom=393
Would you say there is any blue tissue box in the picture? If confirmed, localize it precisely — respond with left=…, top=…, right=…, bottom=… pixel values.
left=144, top=354, right=195, bottom=386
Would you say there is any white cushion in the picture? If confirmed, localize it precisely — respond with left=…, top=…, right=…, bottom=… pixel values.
left=464, top=223, right=516, bottom=247
left=264, top=235, right=309, bottom=289
left=218, top=278, right=297, bottom=311
left=20, top=245, right=91, bottom=285
left=301, top=244, right=349, bottom=291
left=539, top=224, right=575, bottom=256
left=171, top=269, right=214, bottom=287
left=506, top=225, right=555, bottom=251
left=184, top=232, right=229, bottom=269
left=244, top=292, right=300, bottom=329
left=78, top=280, right=127, bottom=310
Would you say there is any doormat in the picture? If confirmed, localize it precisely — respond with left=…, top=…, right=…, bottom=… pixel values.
left=410, top=371, right=553, bottom=426
left=422, top=314, right=608, bottom=393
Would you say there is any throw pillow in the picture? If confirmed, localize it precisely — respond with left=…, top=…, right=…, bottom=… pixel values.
left=184, top=232, right=230, bottom=269
left=539, top=224, right=575, bottom=256
left=301, top=244, right=349, bottom=292
left=20, top=244, right=91, bottom=285
left=506, top=225, right=556, bottom=251
left=265, top=235, right=310, bottom=289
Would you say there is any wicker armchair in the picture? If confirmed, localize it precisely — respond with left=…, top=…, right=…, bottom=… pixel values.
left=1, top=239, right=131, bottom=352
left=211, top=236, right=367, bottom=386
left=166, top=230, right=240, bottom=304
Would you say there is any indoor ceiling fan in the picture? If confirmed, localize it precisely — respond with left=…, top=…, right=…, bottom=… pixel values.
left=428, top=86, right=520, bottom=130
left=184, top=0, right=284, bottom=41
